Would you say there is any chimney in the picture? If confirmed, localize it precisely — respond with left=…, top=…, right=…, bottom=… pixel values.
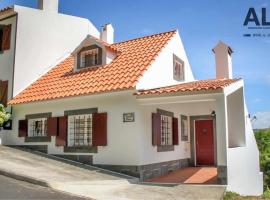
left=212, top=41, right=233, bottom=79
left=38, top=0, right=59, bottom=13
left=100, top=24, right=114, bottom=44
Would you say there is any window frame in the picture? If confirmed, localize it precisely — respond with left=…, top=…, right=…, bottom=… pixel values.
left=77, top=45, right=102, bottom=69
left=181, top=115, right=189, bottom=141
left=173, top=54, right=185, bottom=81
left=25, top=113, right=52, bottom=137
left=68, top=114, right=93, bottom=147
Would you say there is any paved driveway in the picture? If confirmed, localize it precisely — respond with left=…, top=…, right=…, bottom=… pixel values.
left=0, top=146, right=225, bottom=200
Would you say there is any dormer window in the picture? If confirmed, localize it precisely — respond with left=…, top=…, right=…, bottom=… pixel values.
left=81, top=49, right=99, bottom=68
left=173, top=54, right=185, bottom=81
left=77, top=45, right=102, bottom=69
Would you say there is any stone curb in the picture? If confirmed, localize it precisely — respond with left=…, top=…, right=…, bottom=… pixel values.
left=0, top=168, right=94, bottom=199
left=0, top=168, right=50, bottom=188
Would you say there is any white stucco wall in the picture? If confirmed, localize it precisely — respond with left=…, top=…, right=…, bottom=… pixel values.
left=5, top=91, right=144, bottom=166
left=0, top=14, right=17, bottom=111
left=224, top=81, right=263, bottom=196
left=12, top=5, right=100, bottom=96
left=136, top=31, right=194, bottom=90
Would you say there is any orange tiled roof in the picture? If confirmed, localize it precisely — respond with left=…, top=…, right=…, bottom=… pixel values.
left=9, top=30, right=177, bottom=105
left=135, top=78, right=241, bottom=96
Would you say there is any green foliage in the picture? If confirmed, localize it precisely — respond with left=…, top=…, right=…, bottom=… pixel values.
left=262, top=188, right=270, bottom=199
left=223, top=191, right=240, bottom=200
left=0, top=104, right=11, bottom=127
left=255, top=129, right=270, bottom=190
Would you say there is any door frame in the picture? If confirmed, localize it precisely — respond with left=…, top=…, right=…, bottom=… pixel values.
left=190, top=115, right=217, bottom=167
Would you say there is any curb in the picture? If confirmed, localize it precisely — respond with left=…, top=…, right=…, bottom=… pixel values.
left=0, top=168, right=50, bottom=188
left=0, top=168, right=94, bottom=200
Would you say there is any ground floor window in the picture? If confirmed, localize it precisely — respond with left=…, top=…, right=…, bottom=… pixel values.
left=68, top=114, right=93, bottom=147
left=161, top=115, right=173, bottom=145
left=28, top=118, right=48, bottom=137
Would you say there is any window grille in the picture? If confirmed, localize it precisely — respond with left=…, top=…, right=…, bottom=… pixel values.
left=173, top=55, right=185, bottom=81
left=28, top=118, right=48, bottom=137
left=68, top=114, right=93, bottom=147
left=80, top=49, right=99, bottom=68
left=161, top=115, right=173, bottom=145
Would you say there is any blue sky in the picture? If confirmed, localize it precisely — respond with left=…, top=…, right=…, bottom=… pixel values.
left=1, top=0, right=270, bottom=128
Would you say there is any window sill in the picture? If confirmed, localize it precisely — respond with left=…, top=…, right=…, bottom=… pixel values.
left=157, top=145, right=174, bottom=152
left=25, top=136, right=51, bottom=143
left=64, top=146, right=98, bottom=153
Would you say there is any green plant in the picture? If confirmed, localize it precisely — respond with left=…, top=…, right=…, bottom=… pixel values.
left=0, top=104, right=11, bottom=127
left=255, top=129, right=270, bottom=190
left=223, top=191, right=240, bottom=200
left=262, top=188, right=270, bottom=199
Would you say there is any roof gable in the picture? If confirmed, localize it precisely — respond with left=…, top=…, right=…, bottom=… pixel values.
left=9, top=30, right=177, bottom=105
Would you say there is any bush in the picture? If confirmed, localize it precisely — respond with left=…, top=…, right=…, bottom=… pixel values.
left=255, top=129, right=270, bottom=190
left=0, top=104, right=11, bottom=127
left=223, top=191, right=240, bottom=200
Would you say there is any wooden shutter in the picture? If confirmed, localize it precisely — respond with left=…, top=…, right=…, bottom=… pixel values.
left=173, top=117, right=179, bottom=145
left=18, top=119, right=28, bottom=137
left=47, top=117, right=58, bottom=136
left=92, top=113, right=107, bottom=146
left=56, top=116, right=67, bottom=146
left=152, top=113, right=161, bottom=146
left=2, top=25, right=11, bottom=50
left=0, top=80, right=8, bottom=107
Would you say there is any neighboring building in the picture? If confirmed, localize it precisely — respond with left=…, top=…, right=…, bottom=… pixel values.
left=0, top=0, right=263, bottom=196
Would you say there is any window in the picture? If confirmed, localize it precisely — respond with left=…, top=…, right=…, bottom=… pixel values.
left=161, top=115, right=173, bottom=145
left=181, top=115, right=188, bottom=141
left=80, top=48, right=99, bottom=68
left=0, top=24, right=11, bottom=51
left=173, top=55, right=185, bottom=81
left=68, top=114, right=93, bottom=147
left=0, top=80, right=8, bottom=107
left=28, top=118, right=48, bottom=137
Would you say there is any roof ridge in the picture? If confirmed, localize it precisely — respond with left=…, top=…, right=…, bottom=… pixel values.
left=111, top=29, right=177, bottom=46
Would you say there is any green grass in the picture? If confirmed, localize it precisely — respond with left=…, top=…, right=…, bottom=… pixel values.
left=223, top=190, right=270, bottom=199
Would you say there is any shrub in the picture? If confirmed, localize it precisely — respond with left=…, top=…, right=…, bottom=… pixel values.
left=255, top=129, right=270, bottom=190
left=0, top=104, right=11, bottom=127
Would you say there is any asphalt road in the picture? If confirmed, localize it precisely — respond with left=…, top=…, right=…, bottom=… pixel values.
left=0, top=175, right=91, bottom=200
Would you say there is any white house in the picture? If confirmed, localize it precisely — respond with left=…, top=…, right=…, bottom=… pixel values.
left=0, top=0, right=263, bottom=196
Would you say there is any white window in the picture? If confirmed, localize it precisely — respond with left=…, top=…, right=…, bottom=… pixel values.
left=68, top=114, right=93, bottom=147
left=161, top=115, right=173, bottom=145
left=28, top=118, right=47, bottom=137
left=173, top=56, right=185, bottom=81
left=80, top=48, right=99, bottom=68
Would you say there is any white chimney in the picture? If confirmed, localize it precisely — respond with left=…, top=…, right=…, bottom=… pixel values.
left=212, top=41, right=233, bottom=79
left=38, top=0, right=59, bottom=13
left=100, top=24, right=114, bottom=44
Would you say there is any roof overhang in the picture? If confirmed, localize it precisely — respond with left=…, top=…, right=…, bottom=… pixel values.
left=0, top=7, right=16, bottom=20
left=71, top=35, right=121, bottom=56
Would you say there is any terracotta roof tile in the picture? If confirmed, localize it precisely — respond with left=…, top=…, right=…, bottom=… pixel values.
left=9, top=30, right=177, bottom=105
left=135, top=78, right=241, bottom=96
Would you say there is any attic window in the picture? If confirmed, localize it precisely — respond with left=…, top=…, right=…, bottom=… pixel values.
left=78, top=45, right=102, bottom=69
left=173, top=54, right=185, bottom=81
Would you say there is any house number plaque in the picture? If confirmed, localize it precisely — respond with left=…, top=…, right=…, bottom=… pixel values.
left=123, top=112, right=135, bottom=122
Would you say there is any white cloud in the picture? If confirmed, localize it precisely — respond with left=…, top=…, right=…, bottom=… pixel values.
left=253, top=111, right=270, bottom=129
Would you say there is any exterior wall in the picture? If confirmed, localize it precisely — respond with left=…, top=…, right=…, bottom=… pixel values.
left=0, top=14, right=17, bottom=112
left=5, top=91, right=144, bottom=166
left=137, top=99, right=217, bottom=165
left=225, top=84, right=263, bottom=195
left=136, top=31, right=194, bottom=90
left=12, top=5, right=100, bottom=96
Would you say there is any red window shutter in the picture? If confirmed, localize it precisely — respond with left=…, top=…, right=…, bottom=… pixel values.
left=0, top=80, right=8, bottom=107
left=92, top=113, right=107, bottom=146
left=2, top=25, right=11, bottom=50
left=47, top=117, right=58, bottom=136
left=18, top=120, right=28, bottom=137
left=56, top=116, right=67, bottom=146
left=173, top=117, right=179, bottom=145
left=152, top=113, right=161, bottom=146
